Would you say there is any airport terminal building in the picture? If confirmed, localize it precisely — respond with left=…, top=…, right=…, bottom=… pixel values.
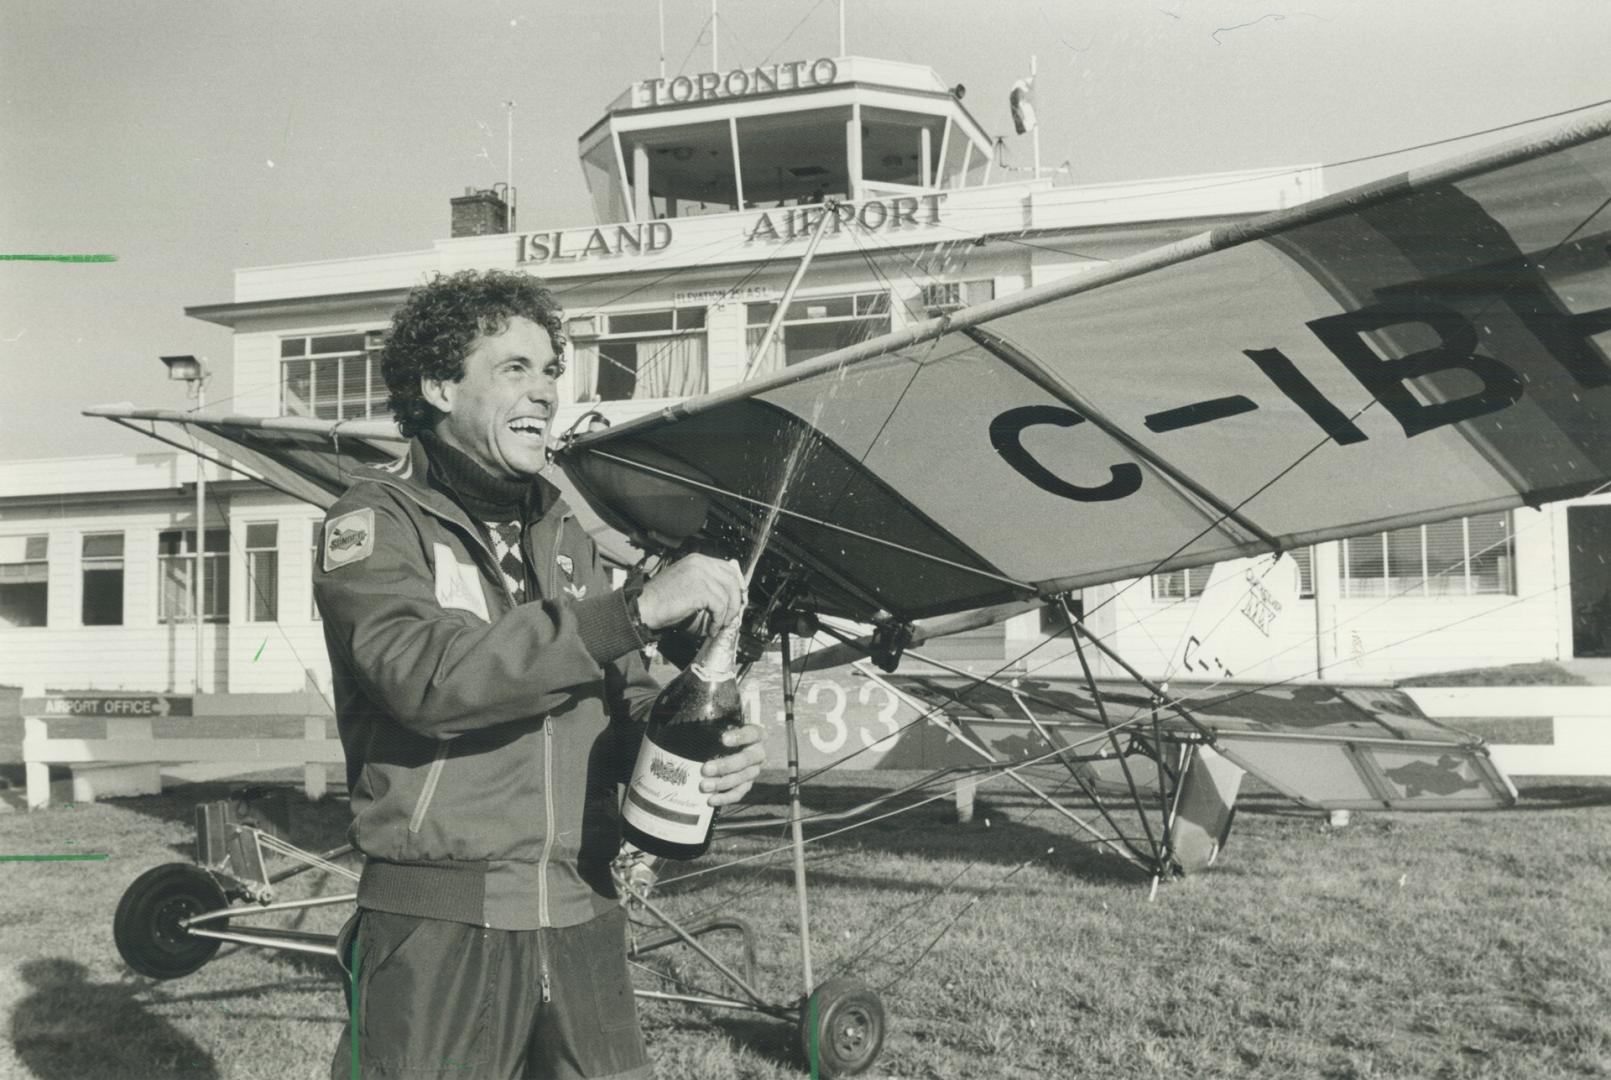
left=4, top=55, right=1609, bottom=696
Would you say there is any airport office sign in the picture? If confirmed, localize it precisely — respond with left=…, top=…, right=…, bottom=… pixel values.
left=640, top=58, right=838, bottom=107
left=517, top=194, right=946, bottom=265
left=22, top=693, right=192, bottom=718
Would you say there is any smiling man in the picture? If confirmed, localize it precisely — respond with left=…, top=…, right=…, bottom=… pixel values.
left=315, top=269, right=762, bottom=1080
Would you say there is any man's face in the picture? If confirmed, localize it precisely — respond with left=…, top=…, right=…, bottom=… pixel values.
left=424, top=315, right=562, bottom=480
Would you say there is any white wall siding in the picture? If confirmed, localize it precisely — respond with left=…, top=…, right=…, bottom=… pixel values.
left=0, top=452, right=226, bottom=499
left=705, top=299, right=748, bottom=388
left=234, top=250, right=437, bottom=303
left=3, top=626, right=228, bottom=695
left=230, top=331, right=284, bottom=417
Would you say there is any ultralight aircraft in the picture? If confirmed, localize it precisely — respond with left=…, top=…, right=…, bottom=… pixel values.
left=95, top=103, right=1611, bottom=1076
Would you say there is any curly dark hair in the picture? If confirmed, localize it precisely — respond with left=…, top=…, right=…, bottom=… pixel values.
left=382, top=269, right=567, bottom=437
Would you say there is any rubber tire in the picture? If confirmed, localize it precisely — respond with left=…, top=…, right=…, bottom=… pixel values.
left=113, top=863, right=229, bottom=979
left=799, top=976, right=886, bottom=1078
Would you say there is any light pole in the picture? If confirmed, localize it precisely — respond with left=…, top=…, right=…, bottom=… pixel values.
left=161, top=354, right=210, bottom=693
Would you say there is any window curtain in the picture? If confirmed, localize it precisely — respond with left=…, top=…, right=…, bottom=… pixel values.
left=634, top=336, right=707, bottom=398
left=743, top=328, right=787, bottom=381
left=571, top=341, right=600, bottom=401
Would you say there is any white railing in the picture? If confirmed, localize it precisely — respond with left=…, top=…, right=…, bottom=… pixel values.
left=21, top=689, right=341, bottom=809
left=1403, top=686, right=1611, bottom=776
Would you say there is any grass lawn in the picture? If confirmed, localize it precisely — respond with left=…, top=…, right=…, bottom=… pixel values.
left=1397, top=662, right=1591, bottom=687
left=1, top=765, right=1608, bottom=1079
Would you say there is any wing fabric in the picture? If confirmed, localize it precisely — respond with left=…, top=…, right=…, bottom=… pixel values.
left=83, top=407, right=641, bottom=567
left=876, top=673, right=1517, bottom=811
left=561, top=108, right=1611, bottom=623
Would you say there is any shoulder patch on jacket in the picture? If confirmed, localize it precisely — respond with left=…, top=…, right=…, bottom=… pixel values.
left=433, top=543, right=491, bottom=621
left=323, top=508, right=376, bottom=571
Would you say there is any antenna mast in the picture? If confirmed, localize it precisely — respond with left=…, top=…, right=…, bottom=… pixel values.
left=658, top=0, right=666, bottom=79
left=711, top=0, right=718, bottom=69
left=839, top=0, right=846, bottom=55
left=504, top=100, right=516, bottom=231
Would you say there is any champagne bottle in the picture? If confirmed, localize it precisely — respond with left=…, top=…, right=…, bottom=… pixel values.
left=620, top=616, right=744, bottom=860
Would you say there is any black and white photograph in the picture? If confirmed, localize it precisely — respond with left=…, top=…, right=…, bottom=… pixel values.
left=2, top=2, right=1609, bottom=1077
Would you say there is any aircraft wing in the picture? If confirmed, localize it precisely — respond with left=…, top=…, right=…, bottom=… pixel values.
left=83, top=406, right=644, bottom=568
left=873, top=671, right=1517, bottom=812
left=559, top=107, right=1611, bottom=625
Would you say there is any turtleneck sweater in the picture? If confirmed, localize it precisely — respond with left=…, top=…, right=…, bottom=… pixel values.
left=419, top=431, right=532, bottom=522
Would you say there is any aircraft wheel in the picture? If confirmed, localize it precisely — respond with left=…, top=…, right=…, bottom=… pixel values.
left=114, top=863, right=229, bottom=979
left=799, top=976, right=885, bottom=1078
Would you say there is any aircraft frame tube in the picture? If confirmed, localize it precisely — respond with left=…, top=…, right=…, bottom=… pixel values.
left=781, top=632, right=816, bottom=997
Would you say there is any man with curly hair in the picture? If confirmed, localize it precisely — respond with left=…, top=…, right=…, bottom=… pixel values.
left=316, top=269, right=762, bottom=1079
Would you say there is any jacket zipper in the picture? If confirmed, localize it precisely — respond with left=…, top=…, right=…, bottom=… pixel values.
left=407, top=744, right=451, bottom=833
left=380, top=477, right=573, bottom=939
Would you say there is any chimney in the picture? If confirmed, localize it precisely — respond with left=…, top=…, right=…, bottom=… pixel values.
left=450, top=187, right=511, bottom=237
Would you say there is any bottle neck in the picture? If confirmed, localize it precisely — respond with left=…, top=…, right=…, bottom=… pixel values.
left=689, top=618, right=740, bottom=683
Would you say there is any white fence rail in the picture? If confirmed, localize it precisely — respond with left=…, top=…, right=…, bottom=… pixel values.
left=1403, top=687, right=1611, bottom=777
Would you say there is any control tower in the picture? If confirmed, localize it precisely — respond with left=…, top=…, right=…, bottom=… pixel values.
left=577, top=56, right=997, bottom=223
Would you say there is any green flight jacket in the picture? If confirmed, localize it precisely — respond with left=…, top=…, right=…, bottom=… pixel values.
left=313, top=439, right=659, bottom=930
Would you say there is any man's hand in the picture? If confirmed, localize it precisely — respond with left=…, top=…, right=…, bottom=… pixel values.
left=638, top=554, right=745, bottom=632
left=700, top=724, right=766, bottom=806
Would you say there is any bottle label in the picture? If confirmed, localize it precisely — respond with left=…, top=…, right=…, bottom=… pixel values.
left=623, top=739, right=714, bottom=846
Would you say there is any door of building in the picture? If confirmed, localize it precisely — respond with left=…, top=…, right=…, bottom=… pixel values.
left=1568, top=505, right=1611, bottom=657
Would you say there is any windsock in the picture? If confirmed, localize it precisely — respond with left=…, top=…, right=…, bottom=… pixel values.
left=1009, top=77, right=1037, bottom=135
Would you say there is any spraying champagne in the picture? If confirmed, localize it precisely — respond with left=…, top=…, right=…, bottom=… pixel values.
left=621, top=614, right=744, bottom=860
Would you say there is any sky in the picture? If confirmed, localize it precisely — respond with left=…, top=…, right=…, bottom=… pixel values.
left=2, top=0, right=1607, bottom=462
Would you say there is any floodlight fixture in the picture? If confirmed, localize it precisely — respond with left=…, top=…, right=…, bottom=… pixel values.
left=160, top=354, right=206, bottom=382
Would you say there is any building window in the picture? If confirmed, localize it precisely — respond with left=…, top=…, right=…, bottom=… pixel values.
left=245, top=523, right=278, bottom=622
left=1342, top=513, right=1514, bottom=598
left=920, top=279, right=995, bottom=314
left=159, top=529, right=230, bottom=623
left=1150, top=549, right=1315, bottom=602
left=569, top=308, right=707, bottom=401
left=1151, top=565, right=1212, bottom=601
left=281, top=331, right=388, bottom=420
left=1291, top=547, right=1313, bottom=598
left=81, top=533, right=124, bottom=626
left=0, top=534, right=48, bottom=628
left=745, top=292, right=891, bottom=376
left=1038, top=592, right=1084, bottom=634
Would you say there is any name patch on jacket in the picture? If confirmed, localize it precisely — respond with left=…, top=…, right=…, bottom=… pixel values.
left=433, top=543, right=491, bottom=621
left=323, top=508, right=375, bottom=571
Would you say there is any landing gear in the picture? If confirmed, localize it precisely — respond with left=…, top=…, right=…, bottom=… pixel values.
left=799, top=977, right=886, bottom=1079
left=113, top=863, right=230, bottom=979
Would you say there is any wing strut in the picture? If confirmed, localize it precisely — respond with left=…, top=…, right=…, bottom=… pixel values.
left=741, top=198, right=841, bottom=381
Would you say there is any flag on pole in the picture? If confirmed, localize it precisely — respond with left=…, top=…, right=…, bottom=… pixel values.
left=1009, top=76, right=1037, bottom=135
